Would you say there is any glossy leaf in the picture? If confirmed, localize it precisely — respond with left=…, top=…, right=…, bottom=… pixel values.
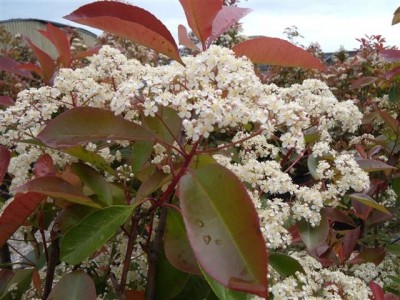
left=34, top=153, right=54, bottom=177
left=64, top=146, right=115, bottom=175
left=131, top=141, right=154, bottom=173
left=65, top=1, right=183, bottom=64
left=356, top=159, right=396, bottom=172
left=71, top=163, right=113, bottom=206
left=0, top=269, right=33, bottom=299
left=0, top=57, right=33, bottom=78
left=0, top=193, right=45, bottom=247
left=0, top=145, right=11, bottom=184
left=48, top=271, right=96, bottom=300
left=393, top=7, right=400, bottom=25
left=297, top=210, right=329, bottom=251
left=341, top=227, right=360, bottom=261
left=379, top=110, right=400, bottom=134
left=0, top=269, right=13, bottom=295
left=142, top=106, right=182, bottom=144
left=178, top=25, right=201, bottom=52
left=74, top=45, right=101, bottom=59
left=386, top=66, right=400, bottom=80
left=38, top=23, right=72, bottom=67
left=164, top=208, right=201, bottom=275
left=232, top=37, right=326, bottom=70
left=174, top=275, right=218, bottom=300
left=179, top=0, right=222, bottom=49
left=208, top=6, right=252, bottom=46
left=389, top=84, right=400, bottom=103
left=349, top=77, right=377, bottom=90
left=60, top=205, right=134, bottom=264
left=324, top=207, right=356, bottom=227
left=37, top=107, right=154, bottom=149
left=136, top=168, right=172, bottom=201
left=370, top=281, right=385, bottom=300
left=349, top=193, right=390, bottom=215
left=24, top=37, right=56, bottom=83
left=269, top=252, right=305, bottom=278
left=201, top=267, right=250, bottom=300
left=307, top=154, right=319, bottom=179
left=14, top=176, right=101, bottom=208
left=349, top=247, right=386, bottom=265
left=0, top=96, right=14, bottom=107
left=178, top=163, right=267, bottom=297
left=155, top=248, right=190, bottom=300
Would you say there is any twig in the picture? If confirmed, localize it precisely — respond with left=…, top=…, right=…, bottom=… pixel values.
left=43, top=236, right=60, bottom=299
left=118, top=207, right=142, bottom=297
left=145, top=206, right=168, bottom=300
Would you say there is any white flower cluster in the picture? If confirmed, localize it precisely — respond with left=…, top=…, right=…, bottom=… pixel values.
left=0, top=45, right=375, bottom=298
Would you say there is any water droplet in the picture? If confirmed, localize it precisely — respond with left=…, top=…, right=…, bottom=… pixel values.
left=215, top=239, right=222, bottom=245
left=203, top=235, right=211, bottom=245
left=196, top=219, right=204, bottom=227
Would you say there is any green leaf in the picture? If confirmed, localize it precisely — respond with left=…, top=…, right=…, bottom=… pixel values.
left=164, top=209, right=201, bottom=275
left=72, top=163, right=112, bottom=206
left=174, top=275, right=218, bottom=300
left=389, top=84, right=400, bottom=103
left=60, top=205, right=134, bottom=264
left=178, top=163, right=268, bottom=297
left=297, top=210, right=329, bottom=251
left=201, top=267, right=250, bottom=300
left=0, top=269, right=33, bottom=300
left=37, top=107, right=154, bottom=149
left=155, top=249, right=189, bottom=300
left=349, top=193, right=391, bottom=215
left=386, top=244, right=400, bottom=255
left=143, top=107, right=182, bottom=145
left=307, top=155, right=319, bottom=179
left=136, top=168, right=172, bottom=201
left=64, top=146, right=116, bottom=175
left=13, top=176, right=101, bottom=208
left=48, top=271, right=96, bottom=300
left=269, top=252, right=305, bottom=278
left=131, top=141, right=154, bottom=173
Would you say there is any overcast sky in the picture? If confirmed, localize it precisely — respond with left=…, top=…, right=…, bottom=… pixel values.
left=1, top=0, right=400, bottom=52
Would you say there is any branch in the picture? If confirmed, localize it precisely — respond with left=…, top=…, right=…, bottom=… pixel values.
left=43, top=236, right=60, bottom=299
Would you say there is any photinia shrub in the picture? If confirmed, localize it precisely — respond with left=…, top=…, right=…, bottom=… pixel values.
left=0, top=1, right=399, bottom=299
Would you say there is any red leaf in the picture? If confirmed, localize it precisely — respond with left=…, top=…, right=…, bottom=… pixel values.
left=341, top=227, right=360, bottom=261
left=24, top=37, right=56, bottom=83
left=349, top=77, right=377, bottom=90
left=164, top=208, right=201, bottom=275
left=384, top=293, right=400, bottom=300
left=37, top=107, right=154, bottom=149
left=48, top=271, right=96, bottom=300
left=380, top=49, right=400, bottom=62
left=178, top=163, right=268, bottom=297
left=178, top=25, right=200, bottom=52
left=379, top=110, right=400, bottom=134
left=232, top=37, right=326, bottom=70
left=349, top=247, right=386, bottom=265
left=385, top=66, right=400, bottom=80
left=34, top=154, right=54, bottom=177
left=179, top=0, right=222, bottom=49
left=14, top=176, right=101, bottom=208
left=64, top=2, right=183, bottom=64
left=370, top=281, right=385, bottom=300
left=0, top=57, right=33, bottom=78
left=208, top=6, right=252, bottom=46
left=0, top=192, right=45, bottom=247
left=324, top=207, right=357, bottom=227
left=38, top=23, right=72, bottom=68
left=356, top=159, right=396, bottom=172
left=74, top=46, right=101, bottom=60
left=0, top=145, right=11, bottom=184
left=18, top=63, right=42, bottom=76
left=0, top=96, right=15, bottom=107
